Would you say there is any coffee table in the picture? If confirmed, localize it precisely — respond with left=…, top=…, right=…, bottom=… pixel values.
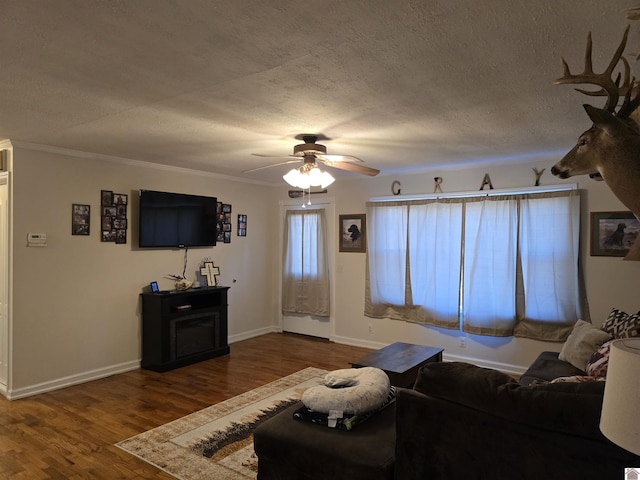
left=350, top=342, right=444, bottom=387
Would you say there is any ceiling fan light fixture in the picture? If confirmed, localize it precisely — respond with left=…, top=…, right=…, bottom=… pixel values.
left=318, top=170, right=335, bottom=188
left=283, top=168, right=306, bottom=188
left=283, top=165, right=335, bottom=189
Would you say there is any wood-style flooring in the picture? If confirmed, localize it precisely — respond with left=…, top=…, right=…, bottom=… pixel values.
left=0, top=333, right=372, bottom=479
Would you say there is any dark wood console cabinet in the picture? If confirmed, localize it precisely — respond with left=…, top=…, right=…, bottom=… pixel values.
left=140, top=286, right=230, bottom=372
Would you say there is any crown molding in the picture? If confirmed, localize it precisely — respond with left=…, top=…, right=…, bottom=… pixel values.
left=9, top=141, right=275, bottom=187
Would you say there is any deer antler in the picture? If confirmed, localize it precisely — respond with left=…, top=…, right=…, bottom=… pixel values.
left=618, top=73, right=640, bottom=118
left=555, top=26, right=638, bottom=116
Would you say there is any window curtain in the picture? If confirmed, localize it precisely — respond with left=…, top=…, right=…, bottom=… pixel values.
left=282, top=209, right=330, bottom=316
left=408, top=201, right=463, bottom=328
left=513, top=192, right=584, bottom=341
left=462, top=197, right=518, bottom=336
left=367, top=202, right=408, bottom=305
left=365, top=189, right=585, bottom=340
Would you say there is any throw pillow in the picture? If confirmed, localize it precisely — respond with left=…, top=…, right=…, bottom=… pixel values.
left=601, top=308, right=640, bottom=338
left=558, top=320, right=612, bottom=371
left=585, top=340, right=611, bottom=378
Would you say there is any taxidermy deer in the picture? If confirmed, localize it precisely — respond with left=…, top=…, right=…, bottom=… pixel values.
left=551, top=26, right=640, bottom=260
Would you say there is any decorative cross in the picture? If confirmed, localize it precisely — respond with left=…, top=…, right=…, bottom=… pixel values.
left=199, top=261, right=220, bottom=287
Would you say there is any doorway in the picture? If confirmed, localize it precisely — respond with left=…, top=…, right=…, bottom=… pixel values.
left=279, top=198, right=335, bottom=339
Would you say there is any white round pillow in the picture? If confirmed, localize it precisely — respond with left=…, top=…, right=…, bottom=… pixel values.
left=302, top=367, right=390, bottom=415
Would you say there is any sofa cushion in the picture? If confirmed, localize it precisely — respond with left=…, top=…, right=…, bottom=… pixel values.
left=414, top=362, right=607, bottom=439
left=519, top=351, right=586, bottom=385
left=601, top=308, right=640, bottom=338
left=558, top=320, right=612, bottom=370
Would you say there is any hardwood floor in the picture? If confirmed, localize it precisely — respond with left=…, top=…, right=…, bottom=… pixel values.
left=0, top=333, right=372, bottom=479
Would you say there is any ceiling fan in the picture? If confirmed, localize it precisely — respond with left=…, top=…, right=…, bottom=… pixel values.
left=245, top=134, right=380, bottom=178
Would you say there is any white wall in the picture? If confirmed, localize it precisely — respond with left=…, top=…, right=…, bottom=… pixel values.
left=8, top=144, right=277, bottom=397
left=272, top=154, right=640, bottom=375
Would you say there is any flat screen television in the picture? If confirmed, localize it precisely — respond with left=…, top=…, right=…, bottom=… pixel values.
left=138, top=190, right=217, bottom=248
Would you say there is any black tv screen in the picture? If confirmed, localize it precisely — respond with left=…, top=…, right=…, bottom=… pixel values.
left=138, top=190, right=217, bottom=248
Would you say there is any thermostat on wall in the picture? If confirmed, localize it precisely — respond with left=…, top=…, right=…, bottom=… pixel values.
left=27, top=233, right=47, bottom=247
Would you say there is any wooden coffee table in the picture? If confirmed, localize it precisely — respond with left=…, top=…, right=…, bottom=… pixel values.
left=350, top=342, right=444, bottom=387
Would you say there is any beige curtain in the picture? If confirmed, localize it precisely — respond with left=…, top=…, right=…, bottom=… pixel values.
left=365, top=189, right=588, bottom=341
left=282, top=209, right=330, bottom=317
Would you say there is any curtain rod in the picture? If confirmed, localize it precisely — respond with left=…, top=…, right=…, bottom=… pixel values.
left=369, top=183, right=578, bottom=203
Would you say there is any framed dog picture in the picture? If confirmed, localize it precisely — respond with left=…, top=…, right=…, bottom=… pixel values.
left=339, top=214, right=366, bottom=253
left=590, top=211, right=640, bottom=257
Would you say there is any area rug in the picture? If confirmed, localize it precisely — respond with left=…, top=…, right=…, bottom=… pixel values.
left=116, top=367, right=328, bottom=480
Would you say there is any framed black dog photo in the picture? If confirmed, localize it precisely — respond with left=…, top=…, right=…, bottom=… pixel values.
left=590, top=211, right=640, bottom=257
left=339, top=214, right=366, bottom=253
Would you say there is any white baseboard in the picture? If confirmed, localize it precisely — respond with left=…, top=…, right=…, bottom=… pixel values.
left=5, top=328, right=279, bottom=400
left=6, top=360, right=140, bottom=400
left=229, top=326, right=280, bottom=344
left=4, top=331, right=529, bottom=400
left=443, top=352, right=527, bottom=376
left=331, top=335, right=528, bottom=376
left=331, top=335, right=388, bottom=351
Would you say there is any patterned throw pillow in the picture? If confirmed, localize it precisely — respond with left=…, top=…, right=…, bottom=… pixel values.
left=550, top=375, right=605, bottom=383
left=585, top=340, right=611, bottom=378
left=601, top=308, right=640, bottom=339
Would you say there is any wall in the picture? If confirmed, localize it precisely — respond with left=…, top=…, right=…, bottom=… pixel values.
left=7, top=143, right=639, bottom=396
left=9, top=144, right=277, bottom=397
left=272, top=153, right=640, bottom=375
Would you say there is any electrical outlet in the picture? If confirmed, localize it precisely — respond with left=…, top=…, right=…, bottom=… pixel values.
left=459, top=336, right=467, bottom=348
left=368, top=324, right=373, bottom=334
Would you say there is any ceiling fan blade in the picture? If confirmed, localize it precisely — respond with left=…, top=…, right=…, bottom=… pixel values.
left=251, top=153, right=299, bottom=158
left=244, top=159, right=301, bottom=173
left=317, top=154, right=364, bottom=163
left=320, top=159, right=380, bottom=176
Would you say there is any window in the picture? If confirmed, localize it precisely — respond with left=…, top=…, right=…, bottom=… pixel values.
left=365, top=189, right=584, bottom=340
left=282, top=209, right=330, bottom=316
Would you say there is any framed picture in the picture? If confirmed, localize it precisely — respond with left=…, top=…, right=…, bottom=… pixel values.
left=112, top=217, right=127, bottom=229
left=100, top=188, right=128, bottom=244
left=101, top=190, right=113, bottom=206
left=339, top=214, right=366, bottom=253
left=150, top=281, right=159, bottom=293
left=590, top=211, right=640, bottom=257
left=115, top=229, right=127, bottom=244
left=72, top=204, right=90, bottom=235
left=237, top=214, right=247, bottom=237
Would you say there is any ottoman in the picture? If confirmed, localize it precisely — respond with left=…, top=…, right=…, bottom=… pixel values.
left=253, top=400, right=396, bottom=480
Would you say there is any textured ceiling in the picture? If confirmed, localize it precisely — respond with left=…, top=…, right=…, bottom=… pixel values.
left=0, top=0, right=638, bottom=184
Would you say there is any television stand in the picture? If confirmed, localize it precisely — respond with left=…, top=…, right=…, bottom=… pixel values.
left=140, top=286, right=230, bottom=372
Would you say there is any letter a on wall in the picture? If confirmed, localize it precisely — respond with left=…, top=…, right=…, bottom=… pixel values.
left=479, top=173, right=494, bottom=190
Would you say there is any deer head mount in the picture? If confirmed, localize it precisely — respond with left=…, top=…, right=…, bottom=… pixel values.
left=551, top=26, right=640, bottom=260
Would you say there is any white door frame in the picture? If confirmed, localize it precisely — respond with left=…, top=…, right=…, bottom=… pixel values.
left=0, top=171, right=11, bottom=396
left=278, top=197, right=336, bottom=340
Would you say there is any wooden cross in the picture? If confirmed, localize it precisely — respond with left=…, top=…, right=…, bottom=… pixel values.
left=199, top=261, right=220, bottom=287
